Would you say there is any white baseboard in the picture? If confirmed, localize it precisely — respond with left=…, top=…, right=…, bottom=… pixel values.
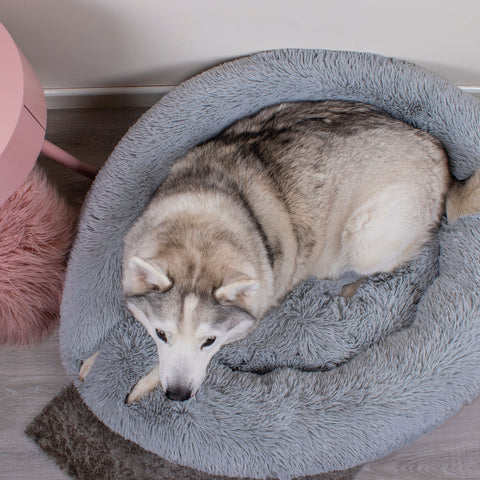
left=462, top=86, right=480, bottom=99
left=44, top=86, right=174, bottom=109
left=45, top=85, right=480, bottom=109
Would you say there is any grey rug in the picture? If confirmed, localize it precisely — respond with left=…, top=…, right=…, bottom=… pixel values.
left=60, top=49, right=480, bottom=479
left=25, top=384, right=360, bottom=480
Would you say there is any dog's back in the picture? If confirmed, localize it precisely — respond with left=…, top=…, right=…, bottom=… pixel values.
left=216, top=101, right=449, bottom=277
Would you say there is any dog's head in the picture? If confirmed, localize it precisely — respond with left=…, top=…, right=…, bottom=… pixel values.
left=123, top=256, right=259, bottom=401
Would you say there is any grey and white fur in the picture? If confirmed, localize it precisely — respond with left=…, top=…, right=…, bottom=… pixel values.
left=80, top=100, right=479, bottom=402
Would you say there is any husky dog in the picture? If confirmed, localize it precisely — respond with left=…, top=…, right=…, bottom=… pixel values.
left=80, top=101, right=480, bottom=402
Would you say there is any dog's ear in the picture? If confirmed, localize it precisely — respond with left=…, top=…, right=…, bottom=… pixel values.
left=214, top=272, right=259, bottom=312
left=123, top=256, right=172, bottom=295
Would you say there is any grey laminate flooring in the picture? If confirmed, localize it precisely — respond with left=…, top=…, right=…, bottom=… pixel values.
left=1, top=108, right=479, bottom=480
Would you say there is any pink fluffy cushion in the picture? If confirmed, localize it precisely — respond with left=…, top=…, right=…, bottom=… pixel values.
left=0, top=166, right=77, bottom=345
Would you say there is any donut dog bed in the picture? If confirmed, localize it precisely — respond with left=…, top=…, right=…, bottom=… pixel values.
left=60, top=49, right=480, bottom=479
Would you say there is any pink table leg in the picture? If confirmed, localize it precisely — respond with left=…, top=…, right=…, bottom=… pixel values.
left=41, top=139, right=97, bottom=179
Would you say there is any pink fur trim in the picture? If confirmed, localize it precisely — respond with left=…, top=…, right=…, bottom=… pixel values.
left=0, top=166, right=77, bottom=345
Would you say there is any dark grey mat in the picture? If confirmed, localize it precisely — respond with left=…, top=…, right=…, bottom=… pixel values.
left=25, top=384, right=361, bottom=480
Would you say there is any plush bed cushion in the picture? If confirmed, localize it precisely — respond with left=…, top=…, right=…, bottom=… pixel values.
left=60, top=49, right=480, bottom=479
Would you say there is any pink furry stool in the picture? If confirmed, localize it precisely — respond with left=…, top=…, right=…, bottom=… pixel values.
left=0, top=167, right=77, bottom=345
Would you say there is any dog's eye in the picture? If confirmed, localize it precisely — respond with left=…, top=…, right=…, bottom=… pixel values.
left=156, top=329, right=167, bottom=343
left=201, top=337, right=216, bottom=349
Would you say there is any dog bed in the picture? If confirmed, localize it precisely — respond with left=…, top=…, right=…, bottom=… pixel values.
left=60, top=49, right=480, bottom=479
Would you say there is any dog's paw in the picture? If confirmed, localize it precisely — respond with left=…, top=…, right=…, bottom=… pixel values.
left=341, top=277, right=366, bottom=299
left=126, top=383, right=148, bottom=403
left=79, top=351, right=100, bottom=381
left=447, top=170, right=480, bottom=222
left=126, top=365, right=161, bottom=403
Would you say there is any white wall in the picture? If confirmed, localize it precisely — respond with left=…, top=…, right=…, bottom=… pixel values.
left=1, top=0, right=479, bottom=90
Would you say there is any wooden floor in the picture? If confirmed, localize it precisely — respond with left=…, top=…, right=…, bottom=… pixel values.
left=1, top=108, right=480, bottom=480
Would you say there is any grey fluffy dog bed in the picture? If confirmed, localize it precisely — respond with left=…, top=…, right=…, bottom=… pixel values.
left=60, top=49, right=480, bottom=480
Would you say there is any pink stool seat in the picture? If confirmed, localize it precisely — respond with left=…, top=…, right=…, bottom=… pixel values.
left=0, top=23, right=96, bottom=207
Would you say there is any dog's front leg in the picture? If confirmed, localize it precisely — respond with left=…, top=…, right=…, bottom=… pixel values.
left=127, top=364, right=161, bottom=403
left=79, top=351, right=100, bottom=381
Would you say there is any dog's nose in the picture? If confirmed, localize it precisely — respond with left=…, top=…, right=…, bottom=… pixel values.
left=165, top=387, right=192, bottom=402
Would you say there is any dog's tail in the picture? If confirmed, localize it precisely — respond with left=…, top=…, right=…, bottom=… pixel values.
left=446, top=170, right=480, bottom=222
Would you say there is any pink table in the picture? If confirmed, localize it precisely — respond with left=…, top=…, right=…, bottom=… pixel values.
left=0, top=23, right=96, bottom=206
